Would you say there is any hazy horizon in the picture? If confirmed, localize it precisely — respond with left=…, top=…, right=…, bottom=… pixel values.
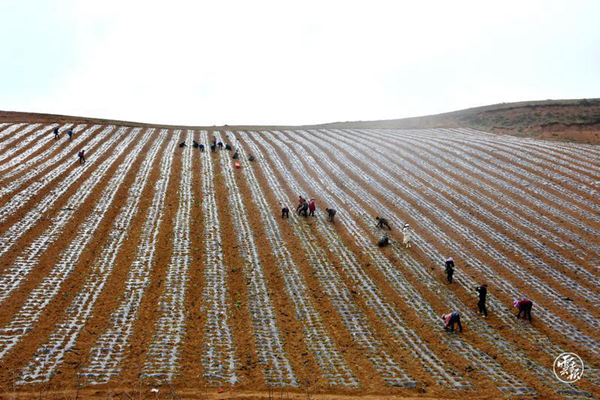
left=2, top=1, right=599, bottom=126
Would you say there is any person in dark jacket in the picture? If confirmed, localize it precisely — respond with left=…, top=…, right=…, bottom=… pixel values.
left=299, top=201, right=309, bottom=217
left=179, top=141, right=187, bottom=148
left=199, top=143, right=205, bottom=152
left=282, top=205, right=290, bottom=219
left=442, top=312, right=463, bottom=332
left=325, top=207, right=336, bottom=222
left=378, top=235, right=389, bottom=247
left=296, top=196, right=306, bottom=213
left=193, top=140, right=199, bottom=148
left=217, top=141, right=224, bottom=150
left=376, top=216, right=392, bottom=230
left=210, top=143, right=216, bottom=152
left=67, top=129, right=73, bottom=142
left=78, top=149, right=86, bottom=164
left=514, top=298, right=533, bottom=321
left=476, top=284, right=488, bottom=317
left=248, top=154, right=255, bottom=162
left=53, top=128, right=60, bottom=140
left=225, top=144, right=232, bottom=151
left=232, top=150, right=239, bottom=159
left=445, top=257, right=455, bottom=283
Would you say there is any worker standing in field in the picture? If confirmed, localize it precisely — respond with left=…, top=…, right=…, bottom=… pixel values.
left=53, top=128, right=60, bottom=140
left=402, top=223, right=412, bottom=248
left=296, top=196, right=306, bottom=213
left=67, top=129, right=73, bottom=142
left=476, top=284, right=488, bottom=317
left=325, top=207, right=337, bottom=223
left=308, top=198, right=316, bottom=217
left=376, top=216, right=392, bottom=230
left=78, top=149, right=86, bottom=164
left=441, top=312, right=463, bottom=332
left=445, top=257, right=455, bottom=283
left=514, top=298, right=533, bottom=321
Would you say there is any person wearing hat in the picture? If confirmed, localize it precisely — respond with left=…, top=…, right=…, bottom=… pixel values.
left=376, top=216, right=392, bottom=230
left=441, top=312, right=463, bottom=332
left=514, top=298, right=533, bottom=321
left=476, top=284, right=488, bottom=317
left=445, top=257, right=455, bottom=283
left=402, top=223, right=412, bottom=248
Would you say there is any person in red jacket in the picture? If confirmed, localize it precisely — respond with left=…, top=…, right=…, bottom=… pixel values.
left=296, top=196, right=306, bottom=213
left=308, top=198, right=316, bottom=217
left=441, top=312, right=463, bottom=332
left=514, top=298, right=533, bottom=321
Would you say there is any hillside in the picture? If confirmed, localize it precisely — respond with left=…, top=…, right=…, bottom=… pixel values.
left=2, top=98, right=600, bottom=144
left=0, top=119, right=598, bottom=398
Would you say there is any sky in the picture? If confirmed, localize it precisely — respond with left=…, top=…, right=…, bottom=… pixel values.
left=1, top=0, right=599, bottom=126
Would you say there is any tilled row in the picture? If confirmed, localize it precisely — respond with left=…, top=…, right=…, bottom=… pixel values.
left=0, top=125, right=114, bottom=261
left=198, top=130, right=238, bottom=386
left=456, top=127, right=600, bottom=187
left=0, top=127, right=129, bottom=303
left=0, top=124, right=100, bottom=196
left=314, top=128, right=600, bottom=387
left=227, top=132, right=358, bottom=388
left=142, top=130, right=194, bottom=382
left=80, top=131, right=179, bottom=384
left=0, top=124, right=42, bottom=154
left=239, top=130, right=418, bottom=388
left=419, top=128, right=600, bottom=231
left=341, top=129, right=600, bottom=315
left=272, top=129, right=539, bottom=395
left=361, top=128, right=600, bottom=272
left=214, top=131, right=297, bottom=387
left=0, top=124, right=62, bottom=170
left=0, top=123, right=14, bottom=139
left=298, top=129, right=592, bottom=395
left=17, top=129, right=166, bottom=384
left=262, top=130, right=470, bottom=390
left=0, top=127, right=146, bottom=363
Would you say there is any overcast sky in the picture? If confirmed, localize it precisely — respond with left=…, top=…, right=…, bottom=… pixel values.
left=1, top=1, right=599, bottom=126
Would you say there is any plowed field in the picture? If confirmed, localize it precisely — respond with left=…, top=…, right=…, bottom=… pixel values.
left=0, top=122, right=598, bottom=399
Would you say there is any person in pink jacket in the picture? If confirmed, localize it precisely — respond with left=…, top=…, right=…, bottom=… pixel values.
left=514, top=298, right=533, bottom=321
left=441, top=312, right=463, bottom=332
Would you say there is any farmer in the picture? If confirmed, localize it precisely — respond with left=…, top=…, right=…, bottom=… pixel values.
left=376, top=216, right=392, bottom=230
left=193, top=140, right=199, bottom=148
left=441, top=312, right=463, bottom=332
left=53, top=128, right=60, bottom=140
left=445, top=257, right=455, bottom=283
left=476, top=284, right=488, bottom=317
left=225, top=144, right=232, bottom=151
left=378, top=234, right=389, bottom=247
left=211, top=143, right=216, bottom=152
left=199, top=143, right=205, bottom=152
left=78, top=149, right=86, bottom=164
left=232, top=150, right=240, bottom=159
left=179, top=141, right=187, bottom=148
left=218, top=141, right=224, bottom=150
left=402, top=223, right=412, bottom=248
left=514, top=298, right=533, bottom=321
left=67, top=129, right=73, bottom=142
left=296, top=196, right=306, bottom=213
left=281, top=205, right=290, bottom=219
left=308, top=198, right=316, bottom=217
left=325, top=207, right=337, bottom=223
left=299, top=200, right=309, bottom=217
left=248, top=154, right=255, bottom=162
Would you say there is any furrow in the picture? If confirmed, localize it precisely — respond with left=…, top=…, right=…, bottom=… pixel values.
left=227, top=132, right=358, bottom=388
left=213, top=132, right=297, bottom=387
left=198, top=130, right=238, bottom=386
left=0, top=124, right=60, bottom=167
left=80, top=132, right=178, bottom=384
left=0, top=124, right=100, bottom=196
left=263, top=130, right=470, bottom=390
left=239, top=131, right=417, bottom=388
left=0, top=127, right=145, bottom=362
left=0, top=124, right=40, bottom=154
left=317, top=129, right=600, bottom=387
left=141, top=130, right=194, bottom=382
left=17, top=129, right=166, bottom=384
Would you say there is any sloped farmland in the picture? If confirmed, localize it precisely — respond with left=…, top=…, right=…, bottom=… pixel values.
left=0, top=122, right=598, bottom=398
